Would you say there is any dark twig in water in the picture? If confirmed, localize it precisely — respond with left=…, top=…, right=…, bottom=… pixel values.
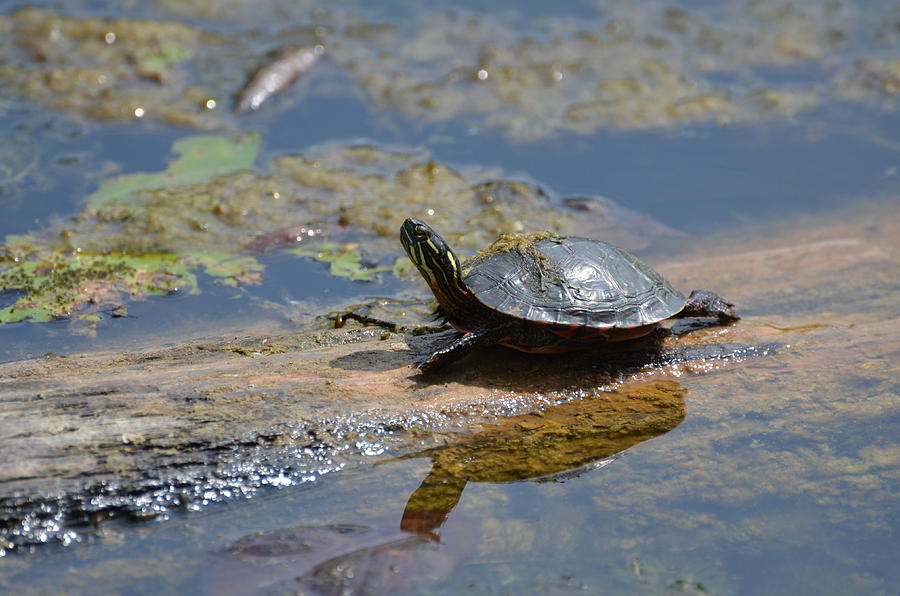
left=235, top=45, right=325, bottom=114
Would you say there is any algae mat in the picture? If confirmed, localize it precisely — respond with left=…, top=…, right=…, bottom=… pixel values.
left=0, top=133, right=671, bottom=337
left=2, top=3, right=897, bottom=138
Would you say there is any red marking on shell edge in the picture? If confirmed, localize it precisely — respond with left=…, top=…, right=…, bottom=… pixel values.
left=498, top=341, right=581, bottom=354
left=498, top=322, right=658, bottom=353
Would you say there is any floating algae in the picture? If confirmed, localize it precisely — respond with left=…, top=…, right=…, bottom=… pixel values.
left=2, top=3, right=897, bottom=137
left=0, top=133, right=653, bottom=334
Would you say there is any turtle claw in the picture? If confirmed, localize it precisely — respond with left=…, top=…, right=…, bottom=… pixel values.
left=413, top=350, right=446, bottom=374
left=414, top=356, right=437, bottom=373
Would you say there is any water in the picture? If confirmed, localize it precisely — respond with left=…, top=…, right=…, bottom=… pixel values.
left=1, top=1, right=899, bottom=594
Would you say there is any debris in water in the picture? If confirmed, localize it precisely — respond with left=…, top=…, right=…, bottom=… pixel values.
left=236, top=45, right=325, bottom=113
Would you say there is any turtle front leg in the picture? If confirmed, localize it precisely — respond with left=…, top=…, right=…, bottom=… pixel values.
left=417, top=321, right=519, bottom=374
left=677, top=289, right=739, bottom=322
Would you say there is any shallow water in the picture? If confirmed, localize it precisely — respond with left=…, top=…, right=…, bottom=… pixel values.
left=1, top=1, right=899, bottom=594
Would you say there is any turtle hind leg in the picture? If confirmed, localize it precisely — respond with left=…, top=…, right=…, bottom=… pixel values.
left=678, top=289, right=739, bottom=322
left=417, top=321, right=519, bottom=374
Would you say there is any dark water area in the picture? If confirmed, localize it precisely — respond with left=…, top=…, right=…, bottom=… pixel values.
left=412, top=115, right=900, bottom=233
left=1, top=0, right=899, bottom=594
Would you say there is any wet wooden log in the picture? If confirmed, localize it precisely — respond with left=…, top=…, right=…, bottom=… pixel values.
left=0, top=324, right=748, bottom=502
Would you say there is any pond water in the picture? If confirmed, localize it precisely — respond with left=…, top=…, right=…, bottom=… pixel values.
left=1, top=0, right=899, bottom=594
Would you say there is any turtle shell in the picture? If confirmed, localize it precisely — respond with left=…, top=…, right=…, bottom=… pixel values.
left=462, top=237, right=686, bottom=329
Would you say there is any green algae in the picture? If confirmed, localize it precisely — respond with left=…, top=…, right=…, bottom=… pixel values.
left=270, top=151, right=578, bottom=255
left=292, top=243, right=392, bottom=282
left=0, top=134, right=262, bottom=329
left=326, top=1, right=898, bottom=139
left=189, top=252, right=265, bottom=287
left=133, top=42, right=193, bottom=79
left=0, top=253, right=196, bottom=328
left=322, top=251, right=390, bottom=282
left=471, top=230, right=561, bottom=273
left=474, top=230, right=558, bottom=259
left=1, top=133, right=614, bottom=333
left=87, top=133, right=261, bottom=210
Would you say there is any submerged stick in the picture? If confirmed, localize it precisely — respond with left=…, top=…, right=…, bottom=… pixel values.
left=235, top=44, right=325, bottom=113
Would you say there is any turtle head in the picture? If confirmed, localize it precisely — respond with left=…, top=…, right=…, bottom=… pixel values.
left=400, top=218, right=468, bottom=306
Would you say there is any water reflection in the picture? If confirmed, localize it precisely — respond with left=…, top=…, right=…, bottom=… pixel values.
left=205, top=381, right=685, bottom=595
left=399, top=380, right=686, bottom=535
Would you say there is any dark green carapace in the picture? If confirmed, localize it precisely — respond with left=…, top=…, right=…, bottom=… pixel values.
left=401, top=218, right=738, bottom=372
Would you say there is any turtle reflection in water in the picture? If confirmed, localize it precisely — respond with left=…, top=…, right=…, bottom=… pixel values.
left=400, top=218, right=739, bottom=372
left=204, top=382, right=684, bottom=595
left=399, top=380, right=686, bottom=535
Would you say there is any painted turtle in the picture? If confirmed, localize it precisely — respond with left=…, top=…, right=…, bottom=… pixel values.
left=400, top=218, right=738, bottom=372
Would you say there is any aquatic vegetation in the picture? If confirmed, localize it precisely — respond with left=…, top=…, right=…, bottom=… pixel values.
left=0, top=8, right=223, bottom=128
left=0, top=252, right=195, bottom=326
left=0, top=134, right=266, bottom=331
left=86, top=133, right=262, bottom=210
left=291, top=243, right=391, bottom=282
left=1, top=3, right=896, bottom=137
left=0, top=133, right=635, bottom=333
left=834, top=58, right=900, bottom=100
left=332, top=1, right=892, bottom=138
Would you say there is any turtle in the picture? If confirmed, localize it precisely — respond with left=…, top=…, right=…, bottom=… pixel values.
left=400, top=218, right=739, bottom=372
